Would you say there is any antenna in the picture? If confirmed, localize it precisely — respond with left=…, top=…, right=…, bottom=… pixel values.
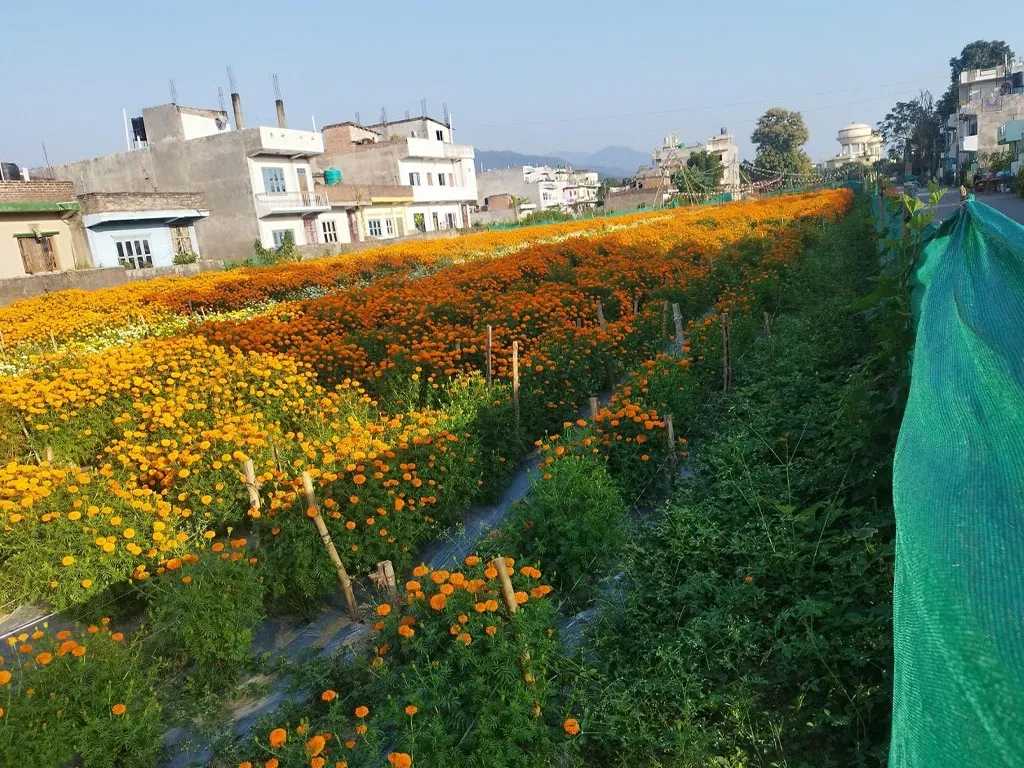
left=442, top=101, right=450, bottom=126
left=227, top=67, right=237, bottom=92
left=420, top=97, right=427, bottom=117
left=380, top=107, right=389, bottom=138
left=41, top=142, right=53, bottom=175
left=169, top=79, right=178, bottom=104
left=272, top=73, right=282, bottom=100
left=405, top=109, right=411, bottom=120
left=355, top=111, right=361, bottom=126
left=218, top=86, right=227, bottom=113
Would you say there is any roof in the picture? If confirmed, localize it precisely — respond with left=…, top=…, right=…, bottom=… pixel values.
left=321, top=121, right=382, bottom=135
left=364, top=115, right=449, bottom=130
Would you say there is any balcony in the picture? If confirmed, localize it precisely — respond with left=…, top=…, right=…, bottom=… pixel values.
left=404, top=137, right=474, bottom=160
left=443, top=143, right=474, bottom=160
left=959, top=135, right=979, bottom=152
left=247, top=126, right=325, bottom=157
left=254, top=191, right=330, bottom=217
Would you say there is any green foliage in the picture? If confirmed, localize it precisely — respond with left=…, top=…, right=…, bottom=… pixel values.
left=517, top=208, right=575, bottom=226
left=172, top=250, right=199, bottom=266
left=0, top=625, right=164, bottom=767
left=936, top=40, right=1015, bottom=118
left=574, top=205, right=900, bottom=767
left=144, top=552, right=264, bottom=690
left=878, top=90, right=940, bottom=176
left=672, top=151, right=725, bottom=193
left=253, top=230, right=300, bottom=266
left=981, top=149, right=1014, bottom=173
left=1014, top=166, right=1024, bottom=198
left=750, top=107, right=813, bottom=177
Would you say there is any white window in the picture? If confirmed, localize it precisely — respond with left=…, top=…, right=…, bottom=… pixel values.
left=368, top=219, right=382, bottom=237
left=448, top=173, right=455, bottom=186
left=322, top=219, right=338, bottom=243
left=446, top=212, right=456, bottom=229
left=409, top=172, right=421, bottom=186
left=272, top=229, right=290, bottom=247
left=435, top=129, right=444, bottom=141
left=437, top=173, right=446, bottom=186
left=116, top=238, right=153, bottom=269
left=385, top=219, right=394, bottom=236
left=262, top=167, right=287, bottom=193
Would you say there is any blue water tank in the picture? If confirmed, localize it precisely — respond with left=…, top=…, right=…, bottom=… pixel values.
left=324, top=168, right=342, bottom=185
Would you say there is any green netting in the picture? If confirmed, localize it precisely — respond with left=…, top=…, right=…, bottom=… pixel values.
left=889, top=199, right=1024, bottom=767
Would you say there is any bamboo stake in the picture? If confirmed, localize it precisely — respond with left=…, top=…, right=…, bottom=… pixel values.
left=589, top=396, right=599, bottom=420
left=632, top=296, right=639, bottom=315
left=491, top=556, right=518, bottom=615
left=672, top=303, right=685, bottom=353
left=375, top=560, right=399, bottom=604
left=301, top=471, right=359, bottom=621
left=242, top=459, right=261, bottom=514
left=595, top=300, right=607, bottom=331
left=486, top=325, right=493, bottom=386
left=512, top=340, right=520, bottom=416
left=722, top=312, right=732, bottom=392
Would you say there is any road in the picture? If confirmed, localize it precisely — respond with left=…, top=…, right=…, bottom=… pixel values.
left=917, top=189, right=1024, bottom=225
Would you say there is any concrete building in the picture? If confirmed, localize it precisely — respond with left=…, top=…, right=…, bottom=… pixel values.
left=77, top=192, right=208, bottom=269
left=823, top=123, right=883, bottom=169
left=316, top=116, right=476, bottom=234
left=42, top=100, right=328, bottom=261
left=998, top=119, right=1024, bottom=175
left=0, top=180, right=90, bottom=278
left=946, top=60, right=1024, bottom=175
left=652, top=130, right=741, bottom=189
left=475, top=166, right=599, bottom=214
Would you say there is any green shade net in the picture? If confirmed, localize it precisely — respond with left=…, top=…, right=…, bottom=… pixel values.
left=890, top=199, right=1024, bottom=767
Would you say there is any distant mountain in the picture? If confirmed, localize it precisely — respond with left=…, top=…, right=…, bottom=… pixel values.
left=475, top=147, right=646, bottom=180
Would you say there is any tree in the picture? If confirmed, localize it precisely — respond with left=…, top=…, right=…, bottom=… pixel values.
left=877, top=90, right=940, bottom=177
left=670, top=151, right=724, bottom=194
left=935, top=40, right=1015, bottom=118
left=749, top=108, right=812, bottom=178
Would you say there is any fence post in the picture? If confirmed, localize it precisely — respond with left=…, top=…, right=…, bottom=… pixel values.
left=491, top=556, right=518, bottom=615
left=672, top=303, right=685, bottom=353
left=632, top=296, right=639, bottom=315
left=665, top=413, right=677, bottom=474
left=374, top=560, right=399, bottom=604
left=486, top=325, right=493, bottom=386
left=589, top=396, right=599, bottom=420
left=242, top=458, right=261, bottom=515
left=301, top=471, right=360, bottom=621
left=596, top=300, right=607, bottom=331
left=721, top=311, right=732, bottom=392
left=662, top=300, right=669, bottom=339
left=512, top=340, right=520, bottom=418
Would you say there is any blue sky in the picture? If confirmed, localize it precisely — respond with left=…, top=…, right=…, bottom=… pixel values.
left=1, top=0, right=1013, bottom=167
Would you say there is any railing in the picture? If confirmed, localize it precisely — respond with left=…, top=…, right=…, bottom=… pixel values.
left=254, top=191, right=330, bottom=217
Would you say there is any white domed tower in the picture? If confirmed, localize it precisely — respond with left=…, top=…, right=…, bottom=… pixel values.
left=835, top=123, right=883, bottom=164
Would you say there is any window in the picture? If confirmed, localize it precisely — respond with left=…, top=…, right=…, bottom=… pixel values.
left=115, top=238, right=153, bottom=270
left=448, top=173, right=455, bottom=186
left=435, top=129, right=444, bottom=141
left=431, top=212, right=439, bottom=230
left=427, top=173, right=433, bottom=186
left=409, top=172, right=421, bottom=186
left=322, top=219, right=338, bottom=243
left=446, top=212, right=456, bottom=229
left=170, top=225, right=192, bottom=255
left=272, top=229, right=291, bottom=247
left=262, top=167, right=287, bottom=193
left=368, top=219, right=383, bottom=237
left=437, top=173, right=446, bottom=186
left=385, top=219, right=394, bottom=236
left=17, top=235, right=59, bottom=274
left=413, top=213, right=426, bottom=233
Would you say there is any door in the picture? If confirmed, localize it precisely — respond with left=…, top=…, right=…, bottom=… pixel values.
left=18, top=236, right=58, bottom=274
left=347, top=210, right=361, bottom=242
left=296, top=167, right=311, bottom=204
left=303, top=215, right=319, bottom=245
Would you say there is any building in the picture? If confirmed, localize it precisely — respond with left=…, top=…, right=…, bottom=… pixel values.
left=475, top=166, right=599, bottom=214
left=998, top=119, right=1024, bottom=175
left=946, top=60, right=1024, bottom=175
left=316, top=116, right=476, bottom=235
left=652, top=130, right=741, bottom=189
left=823, top=123, right=884, bottom=169
left=0, top=180, right=91, bottom=279
left=42, top=100, right=329, bottom=261
left=77, top=192, right=208, bottom=269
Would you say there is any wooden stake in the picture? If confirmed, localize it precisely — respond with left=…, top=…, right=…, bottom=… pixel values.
left=491, top=556, right=518, bottom=615
left=375, top=560, right=399, bottom=604
left=721, top=312, right=732, bottom=392
left=632, top=296, right=639, bottom=315
left=301, top=471, right=359, bottom=621
left=665, top=414, right=677, bottom=473
left=589, top=396, right=599, bottom=420
left=44, top=445, right=54, bottom=464
left=486, top=325, right=493, bottom=386
left=672, top=303, right=685, bottom=353
left=512, top=340, right=520, bottom=416
left=662, top=300, right=669, bottom=339
left=242, top=459, right=261, bottom=513
left=763, top=311, right=771, bottom=336
left=595, top=300, right=607, bottom=331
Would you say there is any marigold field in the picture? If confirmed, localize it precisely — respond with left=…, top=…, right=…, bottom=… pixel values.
left=0, top=188, right=903, bottom=768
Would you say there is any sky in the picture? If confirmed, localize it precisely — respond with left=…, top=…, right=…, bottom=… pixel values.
left=0, top=1, right=1014, bottom=168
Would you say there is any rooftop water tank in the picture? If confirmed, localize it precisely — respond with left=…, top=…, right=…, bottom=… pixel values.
left=324, top=168, right=342, bottom=186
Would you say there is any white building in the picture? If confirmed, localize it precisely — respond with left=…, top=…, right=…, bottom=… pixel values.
left=652, top=130, right=741, bottom=190
left=476, top=166, right=599, bottom=214
left=317, top=117, right=476, bottom=235
left=823, top=123, right=883, bottom=169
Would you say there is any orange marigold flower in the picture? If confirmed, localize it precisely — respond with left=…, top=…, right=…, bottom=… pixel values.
left=376, top=603, right=392, bottom=617
left=345, top=739, right=356, bottom=749
left=387, top=752, right=412, bottom=768
left=405, top=580, right=421, bottom=592
left=429, top=594, right=447, bottom=611
left=355, top=724, right=367, bottom=735
left=265, top=759, right=279, bottom=768
left=563, top=718, right=580, bottom=736
left=354, top=705, right=369, bottom=718
left=429, top=570, right=449, bottom=584
left=398, top=625, right=415, bottom=638
left=0, top=671, right=11, bottom=685
left=56, top=630, right=71, bottom=641
left=111, top=632, right=124, bottom=642
left=239, top=763, right=253, bottom=768
left=296, top=724, right=309, bottom=735
left=474, top=602, right=487, bottom=613
left=269, top=727, right=287, bottom=748
left=405, top=705, right=418, bottom=716
left=165, top=557, right=182, bottom=571
left=485, top=599, right=499, bottom=612
left=212, top=542, right=225, bottom=552
left=456, top=632, right=472, bottom=646
left=306, top=734, right=326, bottom=757
left=35, top=652, right=52, bottom=665
left=311, top=759, right=325, bottom=768
left=485, top=625, right=497, bottom=636
left=72, top=645, right=87, bottom=657
left=111, top=703, right=127, bottom=716
left=321, top=689, right=337, bottom=702
left=464, top=555, right=481, bottom=566
left=514, top=591, right=528, bottom=605
left=484, top=566, right=497, bottom=579
left=744, top=575, right=754, bottom=583
left=412, top=564, right=429, bottom=578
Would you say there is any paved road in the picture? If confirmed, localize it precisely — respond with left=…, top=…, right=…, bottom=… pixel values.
left=917, top=189, right=1024, bottom=225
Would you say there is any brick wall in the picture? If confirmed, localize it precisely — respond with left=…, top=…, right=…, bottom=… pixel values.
left=0, top=180, right=76, bottom=203
left=77, top=191, right=207, bottom=214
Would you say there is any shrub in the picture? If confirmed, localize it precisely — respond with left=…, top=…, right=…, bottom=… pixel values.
left=172, top=250, right=199, bottom=265
left=144, top=546, right=263, bottom=690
